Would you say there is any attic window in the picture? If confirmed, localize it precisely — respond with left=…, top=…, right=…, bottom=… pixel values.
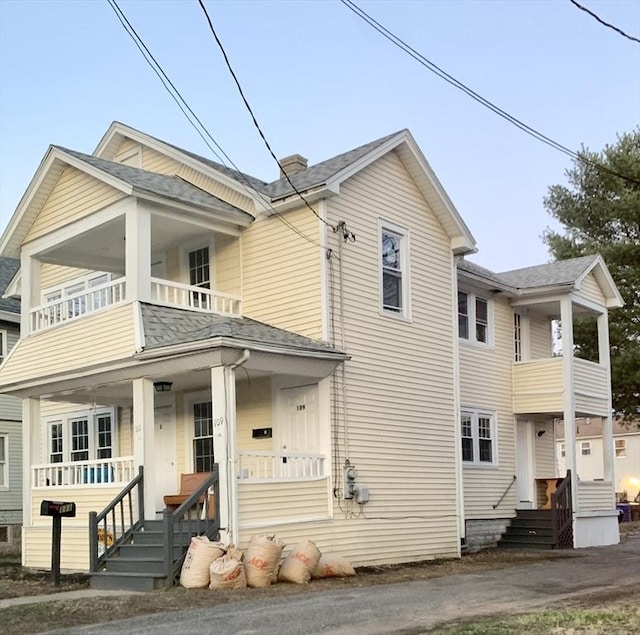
left=379, top=220, right=410, bottom=319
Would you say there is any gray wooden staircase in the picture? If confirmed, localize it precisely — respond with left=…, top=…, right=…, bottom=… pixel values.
left=498, top=509, right=555, bottom=549
left=89, top=466, right=220, bottom=591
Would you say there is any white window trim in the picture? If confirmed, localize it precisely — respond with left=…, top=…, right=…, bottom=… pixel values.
left=580, top=441, right=591, bottom=456
left=0, top=434, right=8, bottom=490
left=45, top=407, right=117, bottom=463
left=0, top=329, right=7, bottom=364
left=461, top=408, right=498, bottom=467
left=181, top=239, right=214, bottom=288
left=183, top=391, right=213, bottom=473
left=458, top=290, right=494, bottom=348
left=41, top=271, right=114, bottom=304
left=614, top=439, right=626, bottom=458
left=378, top=218, right=411, bottom=321
left=560, top=442, right=566, bottom=458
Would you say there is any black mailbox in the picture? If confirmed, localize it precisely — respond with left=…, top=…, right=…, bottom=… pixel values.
left=41, top=500, right=76, bottom=518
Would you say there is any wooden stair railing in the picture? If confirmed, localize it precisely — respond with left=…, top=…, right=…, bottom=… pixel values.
left=551, top=470, right=573, bottom=549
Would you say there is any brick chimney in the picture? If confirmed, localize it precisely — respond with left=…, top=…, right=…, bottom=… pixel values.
left=279, top=154, right=308, bottom=178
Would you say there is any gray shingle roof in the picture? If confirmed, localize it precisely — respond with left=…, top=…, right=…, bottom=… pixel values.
left=55, top=147, right=253, bottom=222
left=458, top=255, right=601, bottom=292
left=0, top=257, right=20, bottom=315
left=140, top=303, right=345, bottom=357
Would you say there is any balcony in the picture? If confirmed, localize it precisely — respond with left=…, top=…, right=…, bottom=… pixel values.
left=513, top=357, right=609, bottom=417
left=29, top=277, right=242, bottom=334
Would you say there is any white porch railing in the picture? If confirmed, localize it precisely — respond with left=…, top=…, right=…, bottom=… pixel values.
left=30, top=278, right=126, bottom=332
left=33, top=456, right=136, bottom=487
left=237, top=451, right=326, bottom=480
left=151, top=277, right=242, bottom=315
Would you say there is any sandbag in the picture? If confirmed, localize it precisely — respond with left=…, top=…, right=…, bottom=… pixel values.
left=245, top=534, right=284, bottom=588
left=278, top=540, right=321, bottom=584
left=180, top=536, right=226, bottom=588
left=209, top=554, right=246, bottom=590
left=312, top=553, right=357, bottom=578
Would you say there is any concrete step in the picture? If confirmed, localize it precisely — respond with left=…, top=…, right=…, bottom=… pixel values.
left=90, top=571, right=171, bottom=592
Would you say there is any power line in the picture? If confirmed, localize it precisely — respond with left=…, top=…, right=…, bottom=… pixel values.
left=341, top=0, right=640, bottom=187
left=569, top=0, right=640, bottom=44
left=107, top=0, right=333, bottom=252
left=197, top=0, right=354, bottom=239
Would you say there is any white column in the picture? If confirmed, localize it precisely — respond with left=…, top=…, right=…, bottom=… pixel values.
left=125, top=202, right=151, bottom=302
left=20, top=252, right=40, bottom=335
left=598, top=311, right=614, bottom=484
left=132, top=377, right=156, bottom=518
left=560, top=298, right=578, bottom=509
left=21, top=398, right=40, bottom=565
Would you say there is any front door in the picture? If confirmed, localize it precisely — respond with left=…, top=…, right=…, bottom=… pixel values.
left=154, top=395, right=177, bottom=512
left=516, top=418, right=535, bottom=508
left=279, top=384, right=319, bottom=476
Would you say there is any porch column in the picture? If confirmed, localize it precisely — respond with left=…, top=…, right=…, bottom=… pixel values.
left=132, top=377, right=156, bottom=518
left=21, top=398, right=40, bottom=559
left=125, top=202, right=151, bottom=302
left=560, top=298, right=578, bottom=510
left=20, top=252, right=40, bottom=335
left=597, top=311, right=614, bottom=484
left=211, top=365, right=238, bottom=544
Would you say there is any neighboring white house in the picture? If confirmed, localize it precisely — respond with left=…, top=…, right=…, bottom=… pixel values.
left=0, top=256, right=22, bottom=554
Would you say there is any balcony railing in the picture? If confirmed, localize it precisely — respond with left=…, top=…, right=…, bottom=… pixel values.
left=151, top=278, right=242, bottom=315
left=30, top=278, right=126, bottom=332
left=33, top=456, right=135, bottom=487
left=237, top=451, right=326, bottom=480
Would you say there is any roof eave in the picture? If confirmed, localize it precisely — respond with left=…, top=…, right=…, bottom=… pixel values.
left=575, top=255, right=624, bottom=309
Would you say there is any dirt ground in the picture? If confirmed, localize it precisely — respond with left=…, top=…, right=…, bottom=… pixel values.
left=1, top=521, right=638, bottom=635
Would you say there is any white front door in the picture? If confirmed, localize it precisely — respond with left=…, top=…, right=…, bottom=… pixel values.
left=279, top=384, right=319, bottom=458
left=516, top=418, right=535, bottom=509
left=154, top=395, right=177, bottom=512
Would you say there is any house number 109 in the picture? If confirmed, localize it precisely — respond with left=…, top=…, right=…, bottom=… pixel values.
left=213, top=417, right=225, bottom=427
left=296, top=404, right=306, bottom=411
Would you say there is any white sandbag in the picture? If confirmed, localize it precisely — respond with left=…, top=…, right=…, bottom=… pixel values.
left=245, top=534, right=284, bottom=588
left=312, top=553, right=357, bottom=578
left=278, top=540, right=321, bottom=584
left=180, top=536, right=226, bottom=588
left=209, top=554, right=246, bottom=590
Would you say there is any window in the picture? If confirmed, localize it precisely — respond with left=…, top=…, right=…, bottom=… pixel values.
left=379, top=222, right=410, bottom=317
left=581, top=441, right=591, bottom=456
left=461, top=409, right=496, bottom=465
left=615, top=439, right=626, bottom=458
left=193, top=401, right=214, bottom=473
left=513, top=313, right=522, bottom=361
left=47, top=409, right=115, bottom=463
left=0, top=330, right=7, bottom=364
left=458, top=291, right=491, bottom=344
left=0, top=435, right=7, bottom=488
left=560, top=442, right=566, bottom=458
left=189, top=247, right=210, bottom=289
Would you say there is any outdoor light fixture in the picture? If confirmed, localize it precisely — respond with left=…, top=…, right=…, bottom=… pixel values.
left=537, top=430, right=546, bottom=437
left=153, top=381, right=173, bottom=393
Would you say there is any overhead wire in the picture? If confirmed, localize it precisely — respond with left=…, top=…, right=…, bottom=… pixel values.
left=569, top=0, right=640, bottom=44
left=197, top=0, right=356, bottom=240
left=341, top=0, right=640, bottom=187
left=106, top=0, right=333, bottom=253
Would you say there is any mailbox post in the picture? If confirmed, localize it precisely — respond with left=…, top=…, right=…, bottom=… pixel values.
left=40, top=500, right=76, bottom=586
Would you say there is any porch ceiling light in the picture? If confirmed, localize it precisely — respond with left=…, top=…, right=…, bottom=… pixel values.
left=154, top=381, right=173, bottom=393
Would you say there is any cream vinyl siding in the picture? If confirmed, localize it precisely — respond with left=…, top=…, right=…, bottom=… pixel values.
left=579, top=272, right=606, bottom=306
left=236, top=378, right=273, bottom=451
left=577, top=480, right=615, bottom=511
left=113, top=138, right=139, bottom=158
left=460, top=294, right=517, bottom=519
left=242, top=208, right=323, bottom=339
left=25, top=167, right=125, bottom=242
left=177, top=166, right=254, bottom=213
left=528, top=314, right=552, bottom=359
left=141, top=147, right=182, bottom=175
left=534, top=418, right=556, bottom=478
left=513, top=358, right=564, bottom=414
left=574, top=358, right=609, bottom=416
left=0, top=304, right=136, bottom=384
left=318, top=150, right=459, bottom=562
left=0, top=420, right=22, bottom=512
left=24, top=487, right=123, bottom=571
left=40, top=264, right=93, bottom=291
left=214, top=234, right=242, bottom=298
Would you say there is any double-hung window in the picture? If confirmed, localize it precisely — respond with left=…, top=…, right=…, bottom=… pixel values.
left=0, top=330, right=7, bottom=364
left=458, top=291, right=490, bottom=345
left=0, top=435, right=7, bottom=488
left=193, top=401, right=214, bottom=473
left=461, top=409, right=496, bottom=466
left=614, top=439, right=626, bottom=458
left=379, top=221, right=410, bottom=318
left=188, top=247, right=211, bottom=309
left=580, top=441, right=591, bottom=456
left=47, top=409, right=115, bottom=464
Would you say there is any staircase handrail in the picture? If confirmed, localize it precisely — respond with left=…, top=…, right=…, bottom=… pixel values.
left=163, top=466, right=220, bottom=583
left=492, top=474, right=517, bottom=509
left=89, top=465, right=144, bottom=572
left=551, top=469, right=573, bottom=549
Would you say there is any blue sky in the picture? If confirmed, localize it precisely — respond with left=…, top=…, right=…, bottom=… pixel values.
left=0, top=0, right=638, bottom=271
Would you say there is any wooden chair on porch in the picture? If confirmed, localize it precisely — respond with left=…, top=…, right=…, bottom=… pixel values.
left=164, top=472, right=215, bottom=519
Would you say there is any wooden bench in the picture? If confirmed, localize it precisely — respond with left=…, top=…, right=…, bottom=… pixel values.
left=164, top=472, right=215, bottom=518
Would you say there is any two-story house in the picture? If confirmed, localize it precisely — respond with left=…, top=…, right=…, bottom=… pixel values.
left=0, top=256, right=21, bottom=554
left=0, top=122, right=622, bottom=589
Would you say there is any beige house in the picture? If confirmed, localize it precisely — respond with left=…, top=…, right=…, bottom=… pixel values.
left=0, top=122, right=623, bottom=589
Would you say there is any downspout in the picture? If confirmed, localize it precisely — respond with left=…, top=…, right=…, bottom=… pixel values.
left=226, top=350, right=250, bottom=545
